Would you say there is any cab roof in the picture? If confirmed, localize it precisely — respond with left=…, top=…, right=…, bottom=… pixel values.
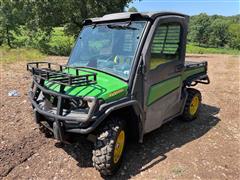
left=83, top=12, right=189, bottom=25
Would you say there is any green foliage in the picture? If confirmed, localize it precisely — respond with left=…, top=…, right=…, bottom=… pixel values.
left=228, top=24, right=240, bottom=50
left=8, top=26, right=74, bottom=56
left=42, top=27, right=75, bottom=56
left=0, top=0, right=134, bottom=55
left=11, top=26, right=48, bottom=48
left=209, top=19, right=230, bottom=47
left=58, top=0, right=133, bottom=36
left=24, top=0, right=65, bottom=33
left=187, top=44, right=240, bottom=55
left=189, top=14, right=240, bottom=50
left=0, top=0, right=27, bottom=47
left=188, top=13, right=212, bottom=46
left=0, top=0, right=56, bottom=48
left=128, top=6, right=138, bottom=12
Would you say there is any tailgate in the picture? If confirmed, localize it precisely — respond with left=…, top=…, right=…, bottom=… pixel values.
left=183, top=61, right=209, bottom=86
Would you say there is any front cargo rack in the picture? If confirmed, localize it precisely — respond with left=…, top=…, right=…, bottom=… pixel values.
left=27, top=62, right=97, bottom=86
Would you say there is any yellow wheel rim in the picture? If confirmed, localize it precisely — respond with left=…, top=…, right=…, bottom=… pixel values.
left=189, top=96, right=199, bottom=116
left=113, top=130, right=125, bottom=164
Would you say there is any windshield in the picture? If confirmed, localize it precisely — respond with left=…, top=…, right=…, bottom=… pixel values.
left=68, top=21, right=146, bottom=79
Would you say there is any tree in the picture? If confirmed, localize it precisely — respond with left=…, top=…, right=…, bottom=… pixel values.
left=21, top=0, right=67, bottom=49
left=61, top=0, right=133, bottom=36
left=128, top=6, right=138, bottom=12
left=188, top=13, right=212, bottom=46
left=24, top=0, right=65, bottom=34
left=209, top=19, right=230, bottom=47
left=0, top=0, right=26, bottom=47
left=228, top=24, right=240, bottom=49
left=0, top=0, right=133, bottom=48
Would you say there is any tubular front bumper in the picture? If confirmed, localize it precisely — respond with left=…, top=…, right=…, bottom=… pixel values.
left=29, top=78, right=106, bottom=139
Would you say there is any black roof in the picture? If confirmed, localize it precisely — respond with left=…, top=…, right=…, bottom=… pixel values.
left=83, top=12, right=189, bottom=25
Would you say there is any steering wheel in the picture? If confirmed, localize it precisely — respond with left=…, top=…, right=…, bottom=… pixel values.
left=87, top=54, right=113, bottom=67
left=113, top=55, right=133, bottom=65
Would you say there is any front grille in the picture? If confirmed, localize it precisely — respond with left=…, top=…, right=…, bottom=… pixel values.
left=42, top=93, right=88, bottom=112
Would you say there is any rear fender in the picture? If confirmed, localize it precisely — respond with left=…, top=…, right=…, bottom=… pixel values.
left=185, top=74, right=210, bottom=87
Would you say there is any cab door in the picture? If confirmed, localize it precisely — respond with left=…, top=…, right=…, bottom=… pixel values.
left=143, top=16, right=188, bottom=133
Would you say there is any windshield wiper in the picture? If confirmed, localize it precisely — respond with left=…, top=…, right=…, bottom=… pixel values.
left=107, top=22, right=138, bottom=30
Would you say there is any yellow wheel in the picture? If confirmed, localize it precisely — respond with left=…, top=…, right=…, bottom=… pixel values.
left=189, top=96, right=200, bottom=116
left=113, top=130, right=125, bottom=164
left=92, top=118, right=126, bottom=176
left=182, top=88, right=202, bottom=121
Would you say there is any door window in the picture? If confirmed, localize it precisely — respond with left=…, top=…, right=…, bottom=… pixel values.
left=150, top=23, right=181, bottom=70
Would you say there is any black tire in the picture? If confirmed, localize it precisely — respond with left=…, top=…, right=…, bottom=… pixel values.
left=181, top=88, right=202, bottom=121
left=92, top=117, right=126, bottom=176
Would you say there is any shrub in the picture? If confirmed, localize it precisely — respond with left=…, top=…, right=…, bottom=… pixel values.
left=11, top=27, right=75, bottom=56
left=43, top=27, right=75, bottom=56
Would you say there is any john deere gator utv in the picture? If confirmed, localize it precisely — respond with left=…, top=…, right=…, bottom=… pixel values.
left=27, top=12, right=210, bottom=175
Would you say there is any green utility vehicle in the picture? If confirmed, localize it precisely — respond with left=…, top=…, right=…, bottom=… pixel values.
left=27, top=12, right=210, bottom=175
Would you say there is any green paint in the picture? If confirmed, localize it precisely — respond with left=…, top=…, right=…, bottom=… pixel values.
left=45, top=68, right=128, bottom=102
left=147, top=76, right=181, bottom=106
left=182, top=67, right=205, bottom=80
left=44, top=65, right=204, bottom=104
left=147, top=66, right=205, bottom=106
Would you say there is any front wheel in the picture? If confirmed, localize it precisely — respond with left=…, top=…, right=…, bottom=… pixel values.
left=92, top=117, right=126, bottom=176
left=181, top=88, right=202, bottom=121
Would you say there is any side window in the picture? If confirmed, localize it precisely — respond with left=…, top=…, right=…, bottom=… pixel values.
left=150, top=23, right=181, bottom=70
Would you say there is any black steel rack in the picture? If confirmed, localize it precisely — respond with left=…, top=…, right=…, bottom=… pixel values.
left=27, top=62, right=97, bottom=87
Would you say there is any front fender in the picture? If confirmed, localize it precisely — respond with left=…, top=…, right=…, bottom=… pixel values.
left=99, top=98, right=145, bottom=142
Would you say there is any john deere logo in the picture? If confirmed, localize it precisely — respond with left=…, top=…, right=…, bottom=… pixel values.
left=109, top=89, right=124, bottom=97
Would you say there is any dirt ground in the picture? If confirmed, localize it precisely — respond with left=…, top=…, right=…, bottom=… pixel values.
left=0, top=54, right=239, bottom=180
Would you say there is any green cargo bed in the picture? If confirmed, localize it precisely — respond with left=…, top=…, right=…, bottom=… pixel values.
left=183, top=61, right=207, bottom=80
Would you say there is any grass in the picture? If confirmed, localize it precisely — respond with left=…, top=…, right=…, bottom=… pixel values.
left=0, top=46, right=46, bottom=63
left=187, top=44, right=240, bottom=55
left=1, top=42, right=239, bottom=64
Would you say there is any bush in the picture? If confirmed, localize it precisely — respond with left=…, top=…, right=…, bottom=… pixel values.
left=11, top=27, right=75, bottom=56
left=42, top=27, right=75, bottom=56
left=11, top=26, right=51, bottom=50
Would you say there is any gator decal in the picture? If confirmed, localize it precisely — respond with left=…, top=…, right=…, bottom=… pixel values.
left=109, top=89, right=125, bottom=97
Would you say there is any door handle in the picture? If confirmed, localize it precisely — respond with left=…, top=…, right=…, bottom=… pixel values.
left=175, top=64, right=184, bottom=72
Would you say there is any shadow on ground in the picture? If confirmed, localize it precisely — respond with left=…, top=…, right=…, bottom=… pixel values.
left=58, top=103, right=220, bottom=178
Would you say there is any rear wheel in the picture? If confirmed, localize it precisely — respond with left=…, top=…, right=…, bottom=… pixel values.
left=92, top=117, right=126, bottom=176
left=181, top=88, right=202, bottom=121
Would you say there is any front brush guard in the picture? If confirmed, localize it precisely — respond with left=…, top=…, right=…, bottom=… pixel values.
left=29, top=77, right=102, bottom=142
left=29, top=78, right=98, bottom=122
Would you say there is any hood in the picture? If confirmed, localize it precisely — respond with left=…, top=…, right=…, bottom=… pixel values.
left=44, top=68, right=128, bottom=102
